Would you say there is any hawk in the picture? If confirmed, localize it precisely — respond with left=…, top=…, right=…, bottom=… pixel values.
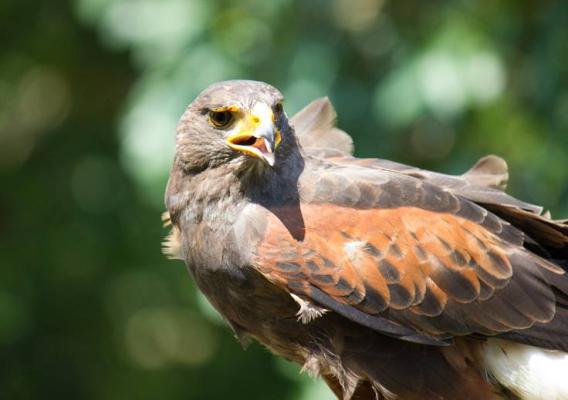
left=163, top=80, right=568, bottom=400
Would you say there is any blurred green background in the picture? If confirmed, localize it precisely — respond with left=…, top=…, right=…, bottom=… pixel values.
left=1, top=0, right=567, bottom=399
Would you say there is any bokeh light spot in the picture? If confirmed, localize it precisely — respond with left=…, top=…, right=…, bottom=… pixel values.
left=418, top=51, right=467, bottom=119
left=332, top=0, right=384, bottom=32
left=125, top=307, right=217, bottom=368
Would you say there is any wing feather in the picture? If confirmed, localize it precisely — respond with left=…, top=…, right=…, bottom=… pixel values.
left=291, top=97, right=353, bottom=156
left=253, top=165, right=567, bottom=349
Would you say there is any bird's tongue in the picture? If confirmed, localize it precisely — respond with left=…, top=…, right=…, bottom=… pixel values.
left=253, top=137, right=271, bottom=154
left=252, top=137, right=275, bottom=166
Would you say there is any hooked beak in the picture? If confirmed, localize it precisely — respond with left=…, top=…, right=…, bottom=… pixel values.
left=226, top=104, right=281, bottom=167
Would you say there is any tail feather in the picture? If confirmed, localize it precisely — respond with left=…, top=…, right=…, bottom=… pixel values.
left=485, top=204, right=568, bottom=259
left=483, top=338, right=568, bottom=400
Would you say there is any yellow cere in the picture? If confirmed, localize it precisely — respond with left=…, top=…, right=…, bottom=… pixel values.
left=225, top=102, right=281, bottom=162
left=227, top=103, right=275, bottom=141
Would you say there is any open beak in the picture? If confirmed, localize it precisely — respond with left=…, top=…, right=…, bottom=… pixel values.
left=226, top=103, right=281, bottom=167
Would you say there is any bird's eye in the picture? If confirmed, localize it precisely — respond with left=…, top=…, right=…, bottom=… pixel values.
left=208, top=110, right=233, bottom=128
left=273, top=102, right=283, bottom=115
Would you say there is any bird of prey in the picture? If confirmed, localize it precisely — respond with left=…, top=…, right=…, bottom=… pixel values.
left=163, top=80, right=568, bottom=400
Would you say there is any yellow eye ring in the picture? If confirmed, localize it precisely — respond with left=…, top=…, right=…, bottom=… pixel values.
left=208, top=110, right=233, bottom=128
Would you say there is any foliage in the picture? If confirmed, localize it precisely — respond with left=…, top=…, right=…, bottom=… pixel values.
left=1, top=0, right=567, bottom=399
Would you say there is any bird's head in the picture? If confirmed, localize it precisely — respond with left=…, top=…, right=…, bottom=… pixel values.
left=175, top=80, right=290, bottom=172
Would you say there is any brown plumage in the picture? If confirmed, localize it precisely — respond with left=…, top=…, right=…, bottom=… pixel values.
left=164, top=80, right=568, bottom=400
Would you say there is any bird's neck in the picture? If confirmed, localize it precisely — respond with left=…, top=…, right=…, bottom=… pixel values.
left=166, top=160, right=245, bottom=226
left=165, top=131, right=304, bottom=231
left=239, top=132, right=305, bottom=206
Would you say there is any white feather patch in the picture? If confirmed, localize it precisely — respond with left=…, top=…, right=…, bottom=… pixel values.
left=482, top=338, right=568, bottom=400
left=344, top=241, right=366, bottom=261
left=290, top=293, right=328, bottom=323
left=161, top=212, right=183, bottom=260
